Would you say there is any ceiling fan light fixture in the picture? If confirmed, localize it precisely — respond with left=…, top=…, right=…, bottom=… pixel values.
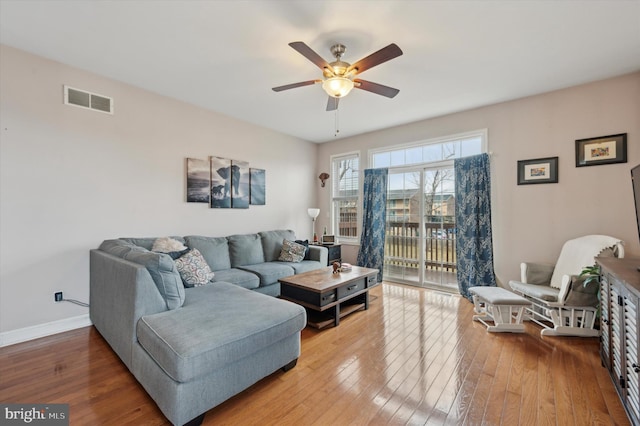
left=322, top=76, right=354, bottom=98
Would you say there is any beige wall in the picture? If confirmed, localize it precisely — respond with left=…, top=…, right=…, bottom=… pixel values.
left=317, top=72, right=640, bottom=286
left=0, top=45, right=318, bottom=337
left=1, top=42, right=638, bottom=342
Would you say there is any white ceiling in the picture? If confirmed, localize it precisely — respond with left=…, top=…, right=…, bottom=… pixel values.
left=1, top=1, right=639, bottom=143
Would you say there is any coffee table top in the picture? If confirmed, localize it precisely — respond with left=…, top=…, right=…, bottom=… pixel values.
left=279, top=265, right=378, bottom=293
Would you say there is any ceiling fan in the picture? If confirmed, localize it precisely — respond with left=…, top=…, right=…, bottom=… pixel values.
left=272, top=41, right=403, bottom=111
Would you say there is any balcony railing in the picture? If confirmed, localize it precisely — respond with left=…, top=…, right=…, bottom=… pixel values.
left=385, top=221, right=457, bottom=272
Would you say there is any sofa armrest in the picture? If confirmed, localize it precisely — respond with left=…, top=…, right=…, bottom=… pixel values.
left=520, top=262, right=555, bottom=285
left=90, top=249, right=166, bottom=370
left=307, top=245, right=328, bottom=266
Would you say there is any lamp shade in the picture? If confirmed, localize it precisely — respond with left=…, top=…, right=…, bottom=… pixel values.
left=307, top=208, right=320, bottom=219
left=322, top=77, right=354, bottom=98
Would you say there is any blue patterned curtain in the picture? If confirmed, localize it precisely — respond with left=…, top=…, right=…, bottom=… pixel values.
left=454, top=153, right=497, bottom=300
left=357, top=168, right=388, bottom=282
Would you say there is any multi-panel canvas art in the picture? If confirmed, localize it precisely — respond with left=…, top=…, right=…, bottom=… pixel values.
left=210, top=156, right=232, bottom=208
left=186, top=158, right=210, bottom=203
left=186, top=157, right=264, bottom=209
left=250, top=168, right=266, bottom=205
left=231, top=160, right=250, bottom=209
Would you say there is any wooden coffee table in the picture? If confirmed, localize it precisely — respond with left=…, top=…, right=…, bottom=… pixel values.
left=279, top=266, right=379, bottom=329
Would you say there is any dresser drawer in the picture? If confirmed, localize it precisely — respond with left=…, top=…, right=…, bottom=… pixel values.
left=281, top=285, right=337, bottom=307
left=337, top=279, right=364, bottom=299
left=367, top=275, right=377, bottom=287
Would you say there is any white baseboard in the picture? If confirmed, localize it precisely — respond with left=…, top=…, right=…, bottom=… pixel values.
left=0, top=314, right=92, bottom=347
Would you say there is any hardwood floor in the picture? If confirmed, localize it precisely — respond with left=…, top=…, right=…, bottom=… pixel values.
left=0, top=282, right=630, bottom=425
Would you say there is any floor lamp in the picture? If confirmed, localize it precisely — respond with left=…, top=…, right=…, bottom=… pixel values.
left=307, top=208, right=320, bottom=243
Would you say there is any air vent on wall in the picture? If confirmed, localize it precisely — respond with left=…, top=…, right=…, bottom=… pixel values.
left=63, top=85, right=113, bottom=114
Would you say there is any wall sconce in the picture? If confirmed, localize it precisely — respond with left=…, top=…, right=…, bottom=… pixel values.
left=319, top=172, right=330, bottom=187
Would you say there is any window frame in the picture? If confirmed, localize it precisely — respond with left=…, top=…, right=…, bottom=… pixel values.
left=368, top=129, right=488, bottom=168
left=330, top=151, right=360, bottom=245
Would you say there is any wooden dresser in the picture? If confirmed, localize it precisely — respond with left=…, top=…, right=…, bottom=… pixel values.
left=598, top=257, right=640, bottom=426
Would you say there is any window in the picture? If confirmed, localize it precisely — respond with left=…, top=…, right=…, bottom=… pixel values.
left=370, top=129, right=487, bottom=168
left=331, top=152, right=359, bottom=243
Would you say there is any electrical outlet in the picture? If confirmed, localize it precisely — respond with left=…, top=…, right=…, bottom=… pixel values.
left=54, top=292, right=63, bottom=302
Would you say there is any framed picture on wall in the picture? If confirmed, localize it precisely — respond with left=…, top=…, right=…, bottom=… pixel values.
left=186, top=158, right=210, bottom=203
left=210, top=156, right=232, bottom=208
left=575, top=133, right=627, bottom=167
left=249, top=168, right=266, bottom=205
left=231, top=160, right=250, bottom=209
left=517, top=157, right=558, bottom=185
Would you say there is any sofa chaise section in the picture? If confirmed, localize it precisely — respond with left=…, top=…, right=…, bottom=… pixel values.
left=134, top=282, right=306, bottom=424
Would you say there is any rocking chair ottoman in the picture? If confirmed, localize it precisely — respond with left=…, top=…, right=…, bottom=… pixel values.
left=469, top=286, right=531, bottom=333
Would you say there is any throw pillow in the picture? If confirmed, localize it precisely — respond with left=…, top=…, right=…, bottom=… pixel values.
left=174, top=249, right=215, bottom=287
left=294, top=239, right=310, bottom=260
left=278, top=239, right=306, bottom=263
left=152, top=237, right=188, bottom=253
left=166, top=248, right=190, bottom=260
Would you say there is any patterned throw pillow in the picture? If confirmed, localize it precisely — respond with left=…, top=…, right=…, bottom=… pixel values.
left=174, top=249, right=215, bottom=287
left=294, top=239, right=310, bottom=260
left=278, top=239, right=306, bottom=263
left=152, top=237, right=188, bottom=253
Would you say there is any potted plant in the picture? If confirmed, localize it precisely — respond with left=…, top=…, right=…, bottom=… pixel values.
left=579, top=264, right=602, bottom=323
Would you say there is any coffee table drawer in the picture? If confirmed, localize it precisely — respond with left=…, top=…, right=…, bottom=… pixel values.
left=281, top=285, right=337, bottom=307
left=337, top=279, right=364, bottom=299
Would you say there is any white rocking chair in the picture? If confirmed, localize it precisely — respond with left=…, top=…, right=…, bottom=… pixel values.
left=509, top=235, right=624, bottom=337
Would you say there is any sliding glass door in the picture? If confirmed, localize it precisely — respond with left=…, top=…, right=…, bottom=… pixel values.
left=371, top=129, right=486, bottom=292
left=384, top=170, right=422, bottom=283
left=423, top=167, right=457, bottom=291
left=384, top=166, right=457, bottom=291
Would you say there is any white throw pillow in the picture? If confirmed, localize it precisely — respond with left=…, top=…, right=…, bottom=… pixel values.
left=152, top=237, right=188, bottom=253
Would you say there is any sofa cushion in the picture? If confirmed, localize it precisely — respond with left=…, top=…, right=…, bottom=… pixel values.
left=509, top=280, right=560, bottom=302
left=184, top=236, right=231, bottom=271
left=228, top=234, right=265, bottom=267
left=174, top=249, right=215, bottom=287
left=212, top=268, right=260, bottom=290
left=278, top=239, right=306, bottom=263
left=276, top=260, right=323, bottom=274
left=237, top=263, right=295, bottom=287
left=259, top=230, right=296, bottom=262
left=136, top=282, right=306, bottom=383
left=295, top=239, right=311, bottom=260
left=99, top=239, right=185, bottom=310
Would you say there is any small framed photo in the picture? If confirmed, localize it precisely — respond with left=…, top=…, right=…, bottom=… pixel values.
left=517, top=157, right=558, bottom=185
left=322, top=235, right=335, bottom=245
left=575, top=133, right=627, bottom=167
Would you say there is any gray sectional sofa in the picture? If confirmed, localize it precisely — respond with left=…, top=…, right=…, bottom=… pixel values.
left=90, top=230, right=327, bottom=425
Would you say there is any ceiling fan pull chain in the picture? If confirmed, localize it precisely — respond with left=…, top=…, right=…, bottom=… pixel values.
left=334, top=109, right=340, bottom=137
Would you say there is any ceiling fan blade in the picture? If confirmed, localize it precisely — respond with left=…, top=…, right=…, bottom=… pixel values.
left=289, top=41, right=332, bottom=71
left=354, top=79, right=400, bottom=98
left=272, top=80, right=321, bottom=92
left=326, top=97, right=339, bottom=111
left=347, top=43, right=403, bottom=75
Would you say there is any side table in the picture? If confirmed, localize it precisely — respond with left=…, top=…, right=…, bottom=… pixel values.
left=323, top=244, right=341, bottom=265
